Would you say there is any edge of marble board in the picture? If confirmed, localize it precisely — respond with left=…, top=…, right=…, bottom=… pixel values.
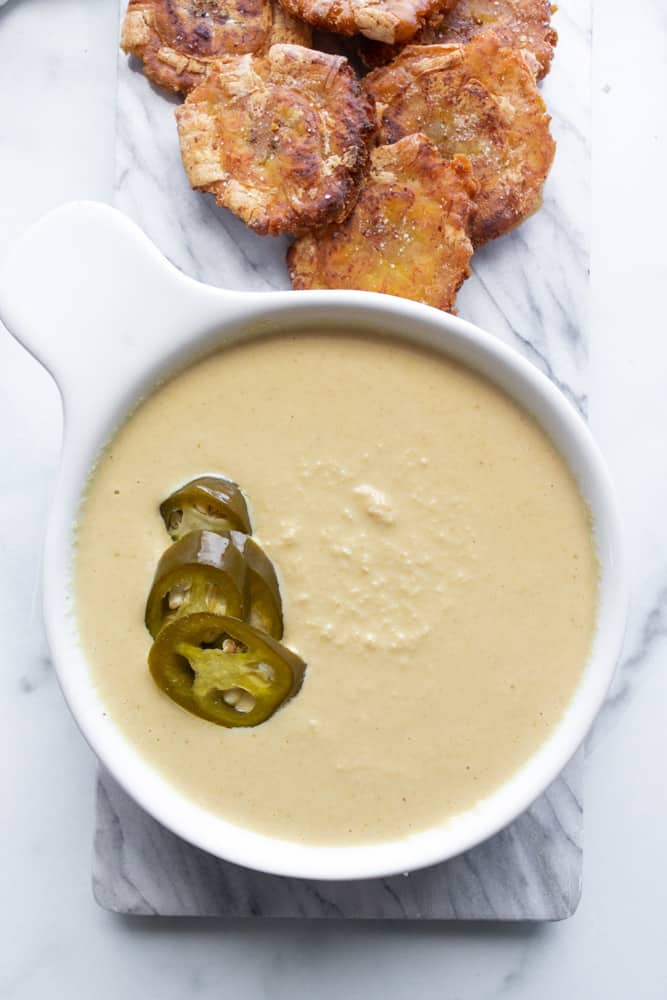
left=93, top=754, right=583, bottom=921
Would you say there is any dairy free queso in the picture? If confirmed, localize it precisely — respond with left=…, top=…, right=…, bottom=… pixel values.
left=75, top=332, right=598, bottom=845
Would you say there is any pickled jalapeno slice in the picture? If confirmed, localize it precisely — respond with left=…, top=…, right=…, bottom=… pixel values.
left=231, top=531, right=284, bottom=640
left=148, top=613, right=307, bottom=727
left=145, top=530, right=246, bottom=638
left=160, top=476, right=252, bottom=541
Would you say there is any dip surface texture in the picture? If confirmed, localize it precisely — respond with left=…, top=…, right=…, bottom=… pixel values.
left=75, top=332, right=598, bottom=845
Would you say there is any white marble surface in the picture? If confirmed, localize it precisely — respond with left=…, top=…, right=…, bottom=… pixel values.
left=1, top=0, right=667, bottom=995
left=99, top=0, right=591, bottom=920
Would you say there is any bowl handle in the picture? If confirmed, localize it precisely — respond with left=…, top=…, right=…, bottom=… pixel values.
left=0, top=201, right=244, bottom=418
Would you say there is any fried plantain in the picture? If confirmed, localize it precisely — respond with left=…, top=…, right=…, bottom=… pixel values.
left=276, top=0, right=451, bottom=45
left=121, top=0, right=311, bottom=94
left=176, top=44, right=375, bottom=236
left=360, top=0, right=557, bottom=78
left=364, top=35, right=555, bottom=246
left=287, top=134, right=478, bottom=312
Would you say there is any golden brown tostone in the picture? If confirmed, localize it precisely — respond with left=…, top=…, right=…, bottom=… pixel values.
left=121, top=0, right=311, bottom=94
left=288, top=133, right=478, bottom=312
left=275, top=0, right=457, bottom=44
left=176, top=44, right=375, bottom=236
left=359, top=0, right=557, bottom=78
left=363, top=34, right=556, bottom=246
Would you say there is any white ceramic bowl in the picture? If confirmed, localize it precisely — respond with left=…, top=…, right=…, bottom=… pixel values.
left=0, top=202, right=627, bottom=880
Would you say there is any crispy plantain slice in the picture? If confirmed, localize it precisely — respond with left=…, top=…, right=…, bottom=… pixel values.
left=359, top=0, right=557, bottom=78
left=364, top=35, right=555, bottom=246
left=276, top=0, right=452, bottom=44
left=176, top=44, right=375, bottom=236
left=121, top=0, right=311, bottom=94
left=287, top=134, right=477, bottom=312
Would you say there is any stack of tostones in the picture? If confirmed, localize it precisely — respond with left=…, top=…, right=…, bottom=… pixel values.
left=121, top=0, right=559, bottom=312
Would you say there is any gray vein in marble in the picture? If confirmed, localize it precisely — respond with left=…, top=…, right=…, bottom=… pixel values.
left=493, top=937, right=537, bottom=997
left=587, top=583, right=667, bottom=750
left=467, top=260, right=587, bottom=415
left=555, top=5, right=592, bottom=40
left=18, top=654, right=52, bottom=694
left=538, top=196, right=589, bottom=272
left=546, top=109, right=589, bottom=151
left=511, top=222, right=587, bottom=355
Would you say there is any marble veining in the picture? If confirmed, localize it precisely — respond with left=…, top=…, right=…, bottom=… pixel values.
left=95, top=0, right=591, bottom=920
left=588, top=583, right=667, bottom=750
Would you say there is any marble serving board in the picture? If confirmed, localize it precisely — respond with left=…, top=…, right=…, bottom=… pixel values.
left=94, top=0, right=592, bottom=920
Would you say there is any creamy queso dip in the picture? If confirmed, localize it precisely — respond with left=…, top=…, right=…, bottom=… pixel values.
left=75, top=332, right=598, bottom=845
